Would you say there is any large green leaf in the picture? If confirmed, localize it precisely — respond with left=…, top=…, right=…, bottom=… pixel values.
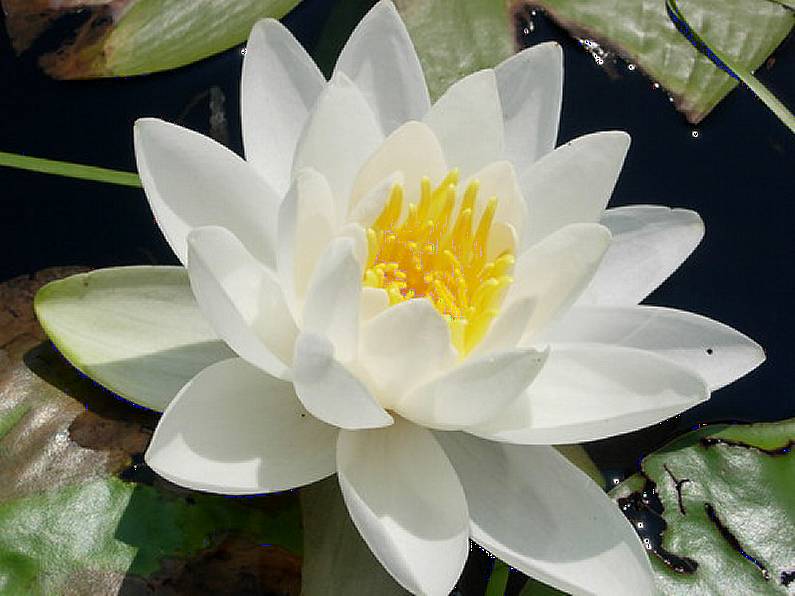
left=394, top=0, right=793, bottom=123
left=34, top=267, right=233, bottom=412
left=0, top=269, right=302, bottom=594
left=531, top=0, right=793, bottom=124
left=2, top=0, right=300, bottom=79
left=394, top=0, right=515, bottom=102
left=611, top=419, right=795, bottom=594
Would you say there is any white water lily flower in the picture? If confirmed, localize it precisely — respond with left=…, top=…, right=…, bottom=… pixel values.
left=37, top=1, right=763, bottom=594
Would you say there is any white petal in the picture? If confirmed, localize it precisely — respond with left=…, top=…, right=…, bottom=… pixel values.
left=349, top=121, right=447, bottom=212
left=241, top=18, right=325, bottom=195
left=487, top=221, right=518, bottom=261
left=579, top=205, right=705, bottom=306
left=349, top=172, right=404, bottom=226
left=302, top=235, right=365, bottom=362
left=473, top=345, right=710, bottom=444
left=134, top=118, right=279, bottom=266
left=187, top=227, right=297, bottom=379
left=465, top=160, right=527, bottom=235
left=470, top=297, right=536, bottom=356
left=34, top=267, right=234, bottom=412
left=293, top=333, right=393, bottom=430
left=301, top=477, right=410, bottom=596
left=360, top=299, right=456, bottom=408
left=436, top=433, right=655, bottom=595
left=424, top=69, right=503, bottom=177
left=334, top=0, right=430, bottom=135
left=361, top=288, right=390, bottom=322
left=397, top=349, right=548, bottom=431
left=337, top=419, right=469, bottom=596
left=292, top=73, right=384, bottom=222
left=146, top=358, right=337, bottom=494
left=277, top=168, right=337, bottom=317
left=507, top=223, right=611, bottom=341
left=539, top=305, right=765, bottom=391
left=495, top=42, right=563, bottom=170
left=521, top=131, right=631, bottom=245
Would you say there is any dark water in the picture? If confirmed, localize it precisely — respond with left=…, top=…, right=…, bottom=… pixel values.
left=1, top=1, right=793, bottom=594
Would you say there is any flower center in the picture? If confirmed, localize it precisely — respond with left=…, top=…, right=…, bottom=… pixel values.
left=363, top=169, right=515, bottom=355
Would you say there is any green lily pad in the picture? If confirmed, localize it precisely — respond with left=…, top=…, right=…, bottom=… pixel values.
left=0, top=269, right=302, bottom=595
left=2, top=0, right=301, bottom=79
left=34, top=267, right=233, bottom=412
left=394, top=0, right=793, bottom=123
left=394, top=0, right=515, bottom=102
left=528, top=0, right=793, bottom=124
left=610, top=419, right=795, bottom=594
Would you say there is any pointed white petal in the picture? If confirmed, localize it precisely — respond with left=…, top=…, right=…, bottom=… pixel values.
left=277, top=168, right=337, bottom=318
left=292, top=73, right=384, bottom=222
left=424, top=69, right=503, bottom=177
left=508, top=223, right=611, bottom=341
left=360, top=299, right=456, bottom=408
left=187, top=227, right=297, bottom=379
left=470, top=297, right=536, bottom=356
left=579, top=205, right=705, bottom=306
left=241, top=18, right=325, bottom=195
left=302, top=235, right=365, bottom=361
left=521, top=131, right=630, bottom=245
left=349, top=172, right=404, bottom=226
left=349, top=121, right=447, bottom=212
left=397, top=349, right=548, bottom=431
left=487, top=221, right=518, bottom=261
left=134, top=118, right=279, bottom=266
left=540, top=305, right=765, bottom=390
left=337, top=420, right=469, bottom=596
left=360, top=287, right=390, bottom=322
left=496, top=42, right=563, bottom=170
left=464, top=160, right=527, bottom=234
left=473, top=345, right=710, bottom=444
left=335, top=0, right=430, bottom=134
left=301, top=477, right=410, bottom=596
left=293, top=333, right=393, bottom=430
left=146, top=358, right=337, bottom=494
left=436, top=433, right=655, bottom=595
left=34, top=267, right=233, bottom=412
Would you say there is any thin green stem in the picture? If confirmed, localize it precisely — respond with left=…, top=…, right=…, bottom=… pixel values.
left=485, top=560, right=510, bottom=596
left=0, top=151, right=142, bottom=188
left=667, top=0, right=795, bottom=134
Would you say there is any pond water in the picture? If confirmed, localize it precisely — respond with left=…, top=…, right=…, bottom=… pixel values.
left=1, top=1, right=793, bottom=593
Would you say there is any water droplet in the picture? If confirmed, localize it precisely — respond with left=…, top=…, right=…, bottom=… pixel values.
left=628, top=64, right=636, bottom=71
left=691, top=130, right=700, bottom=139
left=240, top=47, right=247, bottom=56
left=653, top=82, right=661, bottom=90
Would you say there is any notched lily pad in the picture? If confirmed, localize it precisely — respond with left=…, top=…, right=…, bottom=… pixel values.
left=519, top=0, right=794, bottom=124
left=611, top=419, right=795, bottom=594
left=1, top=0, right=301, bottom=79
left=395, top=0, right=793, bottom=123
left=0, top=269, right=302, bottom=595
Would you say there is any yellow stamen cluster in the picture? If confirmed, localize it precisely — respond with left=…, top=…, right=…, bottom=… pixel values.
left=363, top=169, right=515, bottom=355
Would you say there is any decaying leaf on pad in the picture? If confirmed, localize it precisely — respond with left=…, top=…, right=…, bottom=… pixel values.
left=1, top=0, right=301, bottom=79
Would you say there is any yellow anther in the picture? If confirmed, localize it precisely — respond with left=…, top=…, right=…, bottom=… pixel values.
left=362, top=169, right=515, bottom=355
